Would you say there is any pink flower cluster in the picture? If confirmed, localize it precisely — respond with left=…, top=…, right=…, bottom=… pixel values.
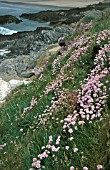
left=63, top=42, right=110, bottom=131
left=80, top=21, right=93, bottom=31
left=30, top=27, right=109, bottom=169
left=45, top=34, right=94, bottom=95
left=32, top=159, right=41, bottom=169
left=44, top=29, right=101, bottom=126
left=77, top=43, right=110, bottom=120
left=37, top=89, right=67, bottom=126
left=30, top=135, right=61, bottom=169
left=96, top=30, right=110, bottom=45
left=22, top=96, right=37, bottom=114
left=52, top=25, right=94, bottom=75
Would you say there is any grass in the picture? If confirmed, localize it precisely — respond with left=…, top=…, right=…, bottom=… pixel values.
left=0, top=14, right=110, bottom=170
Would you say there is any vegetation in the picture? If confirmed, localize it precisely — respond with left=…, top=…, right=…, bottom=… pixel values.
left=0, top=13, right=110, bottom=170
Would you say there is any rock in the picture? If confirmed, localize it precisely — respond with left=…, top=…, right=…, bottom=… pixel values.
left=46, top=44, right=61, bottom=55
left=58, top=37, right=67, bottom=47
left=0, top=78, right=11, bottom=101
left=15, top=55, right=36, bottom=72
left=1, top=1, right=109, bottom=81
left=0, top=24, right=73, bottom=80
left=0, top=58, right=17, bottom=77
left=9, top=79, right=23, bottom=89
left=0, top=26, right=72, bottom=62
left=0, top=15, right=22, bottom=24
left=34, top=66, right=39, bottom=74
left=9, top=79, right=32, bottom=89
left=20, top=2, right=110, bottom=26
left=0, top=54, right=37, bottom=80
left=35, top=27, right=52, bottom=33
left=20, top=8, right=83, bottom=26
left=0, top=78, right=32, bottom=105
left=19, top=71, right=35, bottom=78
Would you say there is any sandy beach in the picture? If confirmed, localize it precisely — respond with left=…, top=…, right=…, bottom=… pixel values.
left=1, top=0, right=104, bottom=8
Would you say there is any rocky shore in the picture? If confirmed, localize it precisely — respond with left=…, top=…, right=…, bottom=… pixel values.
left=20, top=1, right=110, bottom=25
left=0, top=24, right=73, bottom=103
left=0, top=25, right=73, bottom=79
left=0, top=15, right=22, bottom=24
left=0, top=0, right=110, bottom=103
left=1, top=1, right=110, bottom=80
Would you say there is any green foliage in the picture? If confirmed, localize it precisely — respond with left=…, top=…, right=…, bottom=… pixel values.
left=82, top=16, right=94, bottom=24
left=0, top=14, right=110, bottom=170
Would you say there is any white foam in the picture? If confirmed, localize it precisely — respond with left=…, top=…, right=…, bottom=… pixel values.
left=0, top=26, right=17, bottom=35
left=0, top=49, right=11, bottom=56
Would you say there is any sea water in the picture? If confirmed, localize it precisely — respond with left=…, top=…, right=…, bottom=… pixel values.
left=0, top=26, right=17, bottom=35
left=0, top=2, right=69, bottom=35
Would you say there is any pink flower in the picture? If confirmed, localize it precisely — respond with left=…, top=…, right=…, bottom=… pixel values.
left=70, top=166, right=75, bottom=170
left=35, top=160, right=41, bottom=168
left=46, top=144, right=51, bottom=149
left=33, top=158, right=37, bottom=162
left=51, top=145, right=60, bottom=152
left=78, top=121, right=85, bottom=125
left=3, top=143, right=6, bottom=147
left=65, top=146, right=69, bottom=150
left=68, top=128, right=73, bottom=133
left=83, top=167, right=88, bottom=170
left=97, top=164, right=103, bottom=169
left=69, top=137, right=74, bottom=141
left=73, top=147, right=78, bottom=152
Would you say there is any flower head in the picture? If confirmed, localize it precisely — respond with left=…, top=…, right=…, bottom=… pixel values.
left=83, top=167, right=88, bottom=170
left=70, top=166, right=75, bottom=170
left=97, top=164, right=103, bottom=169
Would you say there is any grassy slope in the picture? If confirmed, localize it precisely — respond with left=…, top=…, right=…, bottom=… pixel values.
left=0, top=14, right=110, bottom=170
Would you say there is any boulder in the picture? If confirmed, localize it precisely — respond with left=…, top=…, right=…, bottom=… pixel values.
left=0, top=78, right=32, bottom=105
left=19, top=71, right=35, bottom=78
left=0, top=15, right=22, bottom=24
left=58, top=37, right=67, bottom=47
left=9, top=79, right=32, bottom=89
left=0, top=78, right=11, bottom=102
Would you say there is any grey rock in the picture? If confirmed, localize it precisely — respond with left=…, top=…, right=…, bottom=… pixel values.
left=0, top=25, right=73, bottom=80
left=0, top=54, right=37, bottom=79
left=19, top=71, right=35, bottom=78
left=0, top=15, right=22, bottom=24
left=0, top=78, right=32, bottom=105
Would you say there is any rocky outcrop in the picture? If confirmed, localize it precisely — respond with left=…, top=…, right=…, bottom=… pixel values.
left=0, top=44, right=61, bottom=104
left=0, top=15, right=22, bottom=24
left=0, top=25, right=73, bottom=80
left=0, top=54, right=37, bottom=80
left=20, top=1, right=110, bottom=26
left=1, top=1, right=109, bottom=81
left=0, top=78, right=32, bottom=105
left=0, top=43, right=62, bottom=80
left=20, top=8, right=84, bottom=26
left=0, top=78, right=11, bottom=103
left=0, top=26, right=72, bottom=61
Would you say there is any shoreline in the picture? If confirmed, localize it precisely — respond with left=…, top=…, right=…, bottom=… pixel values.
left=0, top=0, right=109, bottom=103
left=0, top=0, right=104, bottom=8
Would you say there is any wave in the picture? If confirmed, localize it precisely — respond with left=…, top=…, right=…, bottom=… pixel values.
left=0, top=27, right=17, bottom=35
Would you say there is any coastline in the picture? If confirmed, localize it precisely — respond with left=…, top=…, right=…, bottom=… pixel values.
left=0, top=0, right=110, bottom=103
left=0, top=0, right=104, bottom=8
left=0, top=5, right=110, bottom=170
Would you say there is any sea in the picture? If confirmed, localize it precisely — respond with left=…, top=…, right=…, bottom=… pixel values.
left=0, top=1, right=70, bottom=35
